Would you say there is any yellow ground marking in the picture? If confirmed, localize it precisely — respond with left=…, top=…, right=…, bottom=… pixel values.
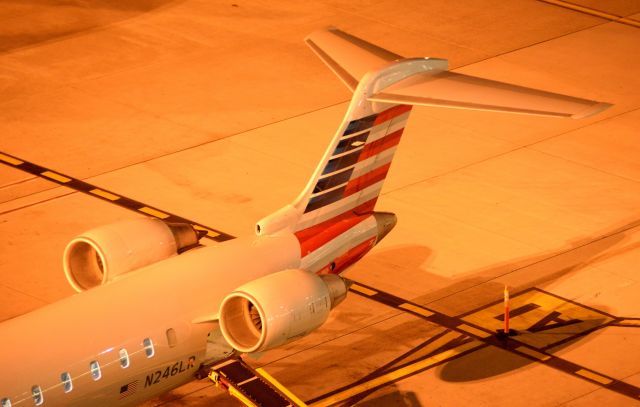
left=138, top=207, right=170, bottom=219
left=539, top=0, right=640, bottom=28
left=399, top=303, right=434, bottom=318
left=350, top=284, right=377, bottom=296
left=576, top=369, right=613, bottom=385
left=256, top=368, right=308, bottom=407
left=0, top=153, right=23, bottom=165
left=462, top=290, right=614, bottom=349
left=618, top=319, right=640, bottom=326
left=41, top=170, right=71, bottom=183
left=193, top=225, right=221, bottom=238
left=90, top=188, right=120, bottom=201
left=418, top=330, right=465, bottom=357
left=228, top=386, right=258, bottom=407
left=516, top=346, right=551, bottom=362
left=311, top=340, right=482, bottom=407
left=457, top=324, right=491, bottom=338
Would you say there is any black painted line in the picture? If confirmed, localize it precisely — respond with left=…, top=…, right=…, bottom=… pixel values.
left=346, top=280, right=640, bottom=401
left=0, top=151, right=235, bottom=242
left=494, top=303, right=540, bottom=320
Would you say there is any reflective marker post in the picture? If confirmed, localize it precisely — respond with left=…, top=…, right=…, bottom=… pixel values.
left=497, top=285, right=516, bottom=338
left=504, top=285, right=510, bottom=334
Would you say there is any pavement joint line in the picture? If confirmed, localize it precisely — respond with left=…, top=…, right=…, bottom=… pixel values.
left=348, top=279, right=640, bottom=401
left=0, top=151, right=235, bottom=242
left=538, top=0, right=640, bottom=28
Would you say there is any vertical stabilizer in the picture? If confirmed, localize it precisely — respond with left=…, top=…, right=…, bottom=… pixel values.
left=255, top=28, right=611, bottom=274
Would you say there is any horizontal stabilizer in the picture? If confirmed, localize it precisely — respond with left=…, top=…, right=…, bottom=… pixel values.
left=368, top=71, right=611, bottom=119
left=305, top=28, right=401, bottom=91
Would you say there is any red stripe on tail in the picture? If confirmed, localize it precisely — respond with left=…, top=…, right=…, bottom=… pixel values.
left=358, top=128, right=404, bottom=162
left=329, top=237, right=377, bottom=275
left=344, top=163, right=391, bottom=197
left=374, top=105, right=412, bottom=125
left=295, top=198, right=377, bottom=256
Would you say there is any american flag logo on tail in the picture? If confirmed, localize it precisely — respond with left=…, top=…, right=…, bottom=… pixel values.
left=298, top=104, right=411, bottom=227
left=293, top=104, right=411, bottom=272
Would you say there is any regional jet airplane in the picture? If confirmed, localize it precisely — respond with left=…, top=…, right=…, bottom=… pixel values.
left=0, top=28, right=610, bottom=406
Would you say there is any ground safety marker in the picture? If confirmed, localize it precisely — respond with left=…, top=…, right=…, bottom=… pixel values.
left=332, top=281, right=640, bottom=404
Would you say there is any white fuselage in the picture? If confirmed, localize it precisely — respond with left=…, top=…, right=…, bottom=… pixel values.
left=0, top=234, right=300, bottom=407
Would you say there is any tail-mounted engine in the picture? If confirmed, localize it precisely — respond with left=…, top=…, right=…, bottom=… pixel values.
left=63, top=218, right=200, bottom=292
left=219, top=269, right=349, bottom=353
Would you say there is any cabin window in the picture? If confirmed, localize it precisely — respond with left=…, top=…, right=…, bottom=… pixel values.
left=90, top=360, right=102, bottom=381
left=61, top=372, right=73, bottom=393
left=166, top=328, right=177, bottom=348
left=119, top=348, right=130, bottom=368
left=31, top=386, right=43, bottom=406
left=143, top=338, right=155, bottom=358
left=1, top=398, right=11, bottom=407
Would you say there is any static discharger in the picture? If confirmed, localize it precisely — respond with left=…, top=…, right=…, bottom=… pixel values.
left=497, top=285, right=517, bottom=338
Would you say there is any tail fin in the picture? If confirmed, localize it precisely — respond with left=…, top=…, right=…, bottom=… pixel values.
left=256, top=28, right=611, bottom=238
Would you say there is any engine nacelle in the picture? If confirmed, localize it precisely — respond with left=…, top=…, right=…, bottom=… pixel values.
left=219, top=269, right=348, bottom=353
left=63, top=218, right=200, bottom=292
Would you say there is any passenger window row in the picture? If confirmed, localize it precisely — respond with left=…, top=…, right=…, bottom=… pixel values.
left=1, top=337, right=155, bottom=407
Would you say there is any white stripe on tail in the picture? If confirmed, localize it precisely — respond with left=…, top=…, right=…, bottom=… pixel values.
left=254, top=28, right=611, bottom=275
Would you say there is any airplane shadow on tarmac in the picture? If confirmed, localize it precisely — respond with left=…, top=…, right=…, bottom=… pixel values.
left=150, top=219, right=639, bottom=407
left=319, top=218, right=640, bottom=406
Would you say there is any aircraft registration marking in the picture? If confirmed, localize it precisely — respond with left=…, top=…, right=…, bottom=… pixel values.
left=144, top=356, right=196, bottom=388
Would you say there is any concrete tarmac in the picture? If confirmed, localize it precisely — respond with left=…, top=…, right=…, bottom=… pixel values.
left=1, top=1, right=639, bottom=406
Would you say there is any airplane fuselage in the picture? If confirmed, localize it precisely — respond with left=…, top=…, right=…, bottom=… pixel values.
left=0, top=234, right=300, bottom=406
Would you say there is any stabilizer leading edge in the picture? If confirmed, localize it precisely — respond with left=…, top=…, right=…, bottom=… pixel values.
left=307, top=27, right=611, bottom=118
left=256, top=28, right=611, bottom=273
